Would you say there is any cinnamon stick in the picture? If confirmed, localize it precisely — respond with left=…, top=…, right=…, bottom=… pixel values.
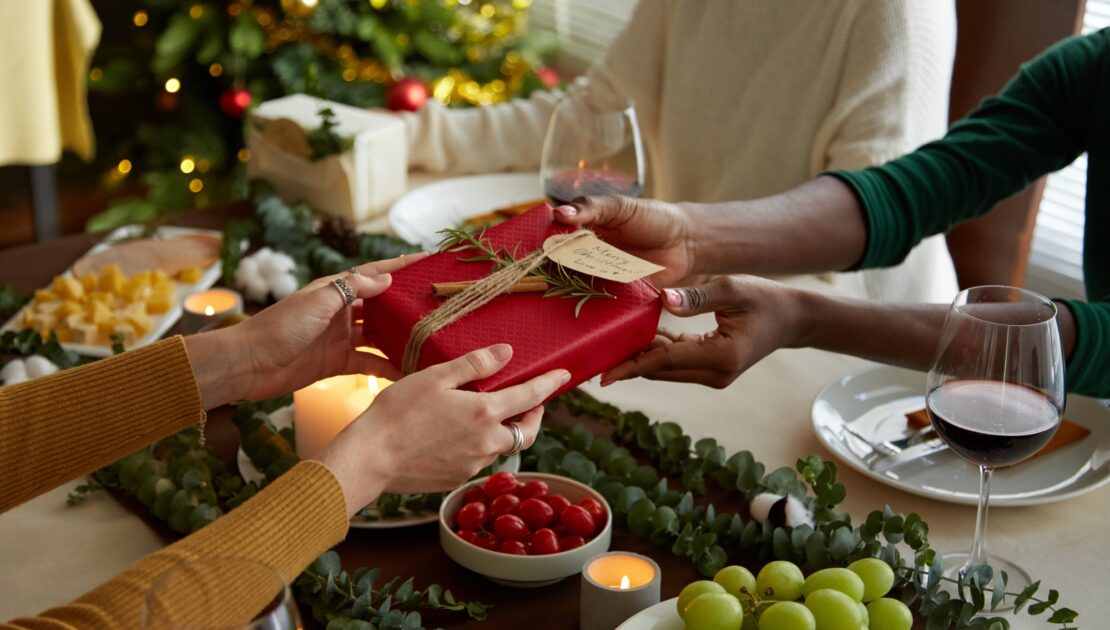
left=431, top=275, right=549, bottom=297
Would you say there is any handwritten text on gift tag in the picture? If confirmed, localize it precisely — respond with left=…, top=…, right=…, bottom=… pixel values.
left=543, top=232, right=665, bottom=283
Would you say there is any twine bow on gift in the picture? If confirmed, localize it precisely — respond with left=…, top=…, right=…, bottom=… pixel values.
left=401, top=230, right=592, bottom=375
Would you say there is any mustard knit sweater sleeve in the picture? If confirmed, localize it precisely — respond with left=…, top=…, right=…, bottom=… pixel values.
left=0, top=337, right=351, bottom=628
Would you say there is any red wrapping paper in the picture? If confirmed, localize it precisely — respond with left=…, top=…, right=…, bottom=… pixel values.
left=362, top=204, right=662, bottom=395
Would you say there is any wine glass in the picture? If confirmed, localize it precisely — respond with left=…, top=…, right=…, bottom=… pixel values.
left=142, top=558, right=300, bottom=630
left=540, top=87, right=645, bottom=205
left=926, top=286, right=1065, bottom=592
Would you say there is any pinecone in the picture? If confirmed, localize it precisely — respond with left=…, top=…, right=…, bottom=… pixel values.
left=318, top=214, right=360, bottom=257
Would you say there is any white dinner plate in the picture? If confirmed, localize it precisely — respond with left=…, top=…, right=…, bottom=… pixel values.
left=812, top=365, right=1110, bottom=506
left=0, top=225, right=229, bottom=358
left=388, top=173, right=543, bottom=251
left=615, top=598, right=682, bottom=630
left=236, top=407, right=520, bottom=529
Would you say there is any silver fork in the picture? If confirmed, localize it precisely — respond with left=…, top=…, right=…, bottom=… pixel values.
left=841, top=424, right=936, bottom=467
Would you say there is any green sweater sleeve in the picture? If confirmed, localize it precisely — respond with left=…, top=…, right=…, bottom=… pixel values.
left=828, top=30, right=1110, bottom=398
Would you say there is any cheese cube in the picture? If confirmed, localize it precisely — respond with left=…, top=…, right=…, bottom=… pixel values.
left=89, top=291, right=112, bottom=304
left=65, top=313, right=87, bottom=329
left=178, top=266, right=204, bottom=283
left=71, top=323, right=99, bottom=344
left=30, top=312, right=56, bottom=333
left=35, top=301, right=61, bottom=315
left=20, top=307, right=34, bottom=327
left=59, top=300, right=84, bottom=317
left=79, top=273, right=97, bottom=293
left=123, top=281, right=151, bottom=303
left=57, top=276, right=85, bottom=301
left=121, top=303, right=152, bottom=336
left=99, top=264, right=127, bottom=295
left=152, top=269, right=171, bottom=284
left=152, top=280, right=176, bottom=301
left=88, top=300, right=113, bottom=326
left=110, top=323, right=136, bottom=346
left=33, top=289, right=58, bottom=303
left=53, top=328, right=72, bottom=343
left=145, top=291, right=173, bottom=314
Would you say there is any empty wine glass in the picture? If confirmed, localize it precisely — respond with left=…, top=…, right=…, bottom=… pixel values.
left=540, top=87, right=645, bottom=205
left=142, top=558, right=300, bottom=630
left=926, top=286, right=1065, bottom=593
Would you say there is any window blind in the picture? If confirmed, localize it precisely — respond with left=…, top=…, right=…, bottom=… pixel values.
left=1026, top=3, right=1108, bottom=299
left=529, top=0, right=637, bottom=70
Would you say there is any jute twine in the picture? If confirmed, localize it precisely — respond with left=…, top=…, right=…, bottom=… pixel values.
left=401, top=230, right=591, bottom=375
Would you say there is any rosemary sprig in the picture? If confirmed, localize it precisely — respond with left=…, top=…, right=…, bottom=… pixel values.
left=437, top=227, right=614, bottom=317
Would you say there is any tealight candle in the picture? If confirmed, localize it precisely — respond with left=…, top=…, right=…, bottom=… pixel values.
left=293, top=374, right=379, bottom=460
left=181, top=288, right=243, bottom=334
left=580, top=552, right=661, bottom=630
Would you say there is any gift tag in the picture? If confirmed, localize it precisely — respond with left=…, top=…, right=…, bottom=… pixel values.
left=263, top=118, right=313, bottom=159
left=543, top=232, right=665, bottom=283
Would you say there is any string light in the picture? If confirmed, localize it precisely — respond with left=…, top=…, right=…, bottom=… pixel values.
left=209, top=63, right=223, bottom=77
left=188, top=178, right=204, bottom=193
left=237, top=148, right=251, bottom=162
left=132, top=10, right=149, bottom=27
left=370, top=0, right=387, bottom=8
left=164, top=77, right=181, bottom=93
left=117, top=159, right=132, bottom=174
left=89, top=68, right=103, bottom=81
left=189, top=4, right=204, bottom=19
left=301, top=0, right=319, bottom=7
left=180, top=157, right=196, bottom=174
left=196, top=159, right=211, bottom=173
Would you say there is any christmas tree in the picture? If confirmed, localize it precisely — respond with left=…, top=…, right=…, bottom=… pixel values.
left=83, top=0, right=558, bottom=231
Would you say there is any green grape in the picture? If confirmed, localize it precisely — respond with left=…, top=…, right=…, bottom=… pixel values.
left=714, top=565, right=757, bottom=599
left=677, top=580, right=726, bottom=619
left=865, top=598, right=912, bottom=630
left=756, top=561, right=805, bottom=601
left=847, top=558, right=895, bottom=602
left=857, top=601, right=868, bottom=627
left=684, top=593, right=744, bottom=630
left=802, top=568, right=865, bottom=602
left=804, top=589, right=864, bottom=630
left=758, top=601, right=816, bottom=630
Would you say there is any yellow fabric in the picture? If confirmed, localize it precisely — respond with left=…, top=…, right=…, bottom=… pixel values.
left=0, top=337, right=351, bottom=628
left=0, top=0, right=100, bottom=165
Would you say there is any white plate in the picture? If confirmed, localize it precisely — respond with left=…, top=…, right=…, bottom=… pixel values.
left=615, top=598, right=682, bottom=630
left=0, top=225, right=228, bottom=358
left=812, top=365, right=1110, bottom=506
left=388, top=173, right=543, bottom=251
left=236, top=406, right=520, bottom=529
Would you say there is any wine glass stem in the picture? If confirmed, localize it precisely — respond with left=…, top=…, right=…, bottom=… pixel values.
left=965, top=465, right=994, bottom=573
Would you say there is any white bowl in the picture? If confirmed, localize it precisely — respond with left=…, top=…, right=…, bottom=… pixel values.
left=439, top=472, right=612, bottom=588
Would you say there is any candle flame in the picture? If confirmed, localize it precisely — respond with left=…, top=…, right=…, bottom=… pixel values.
left=620, top=575, right=630, bottom=590
left=204, top=305, right=215, bottom=316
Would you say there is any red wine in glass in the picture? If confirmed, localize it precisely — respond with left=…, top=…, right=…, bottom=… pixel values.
left=926, top=380, right=1059, bottom=468
left=543, top=169, right=644, bottom=205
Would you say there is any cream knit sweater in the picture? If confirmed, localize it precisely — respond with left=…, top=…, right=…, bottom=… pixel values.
left=403, top=0, right=960, bottom=303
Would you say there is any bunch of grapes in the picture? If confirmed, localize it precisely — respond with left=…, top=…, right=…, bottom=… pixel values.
left=677, top=558, right=912, bottom=630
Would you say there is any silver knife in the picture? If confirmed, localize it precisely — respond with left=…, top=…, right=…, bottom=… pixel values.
left=870, top=437, right=949, bottom=473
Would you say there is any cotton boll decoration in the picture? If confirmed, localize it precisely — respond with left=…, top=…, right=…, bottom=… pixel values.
left=749, top=492, right=814, bottom=529
left=0, top=360, right=28, bottom=386
left=23, top=355, right=59, bottom=379
left=1, top=356, right=60, bottom=386
left=235, top=248, right=300, bottom=303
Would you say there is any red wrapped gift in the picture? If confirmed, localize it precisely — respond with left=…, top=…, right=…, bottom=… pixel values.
left=362, top=204, right=662, bottom=395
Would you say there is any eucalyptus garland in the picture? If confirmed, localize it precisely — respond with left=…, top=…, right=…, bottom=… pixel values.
left=0, top=284, right=28, bottom=320
left=540, top=391, right=1077, bottom=629
left=219, top=182, right=422, bottom=288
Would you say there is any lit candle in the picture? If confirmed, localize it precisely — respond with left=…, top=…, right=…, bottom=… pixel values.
left=181, top=288, right=243, bottom=334
left=293, top=374, right=378, bottom=460
left=580, top=552, right=661, bottom=630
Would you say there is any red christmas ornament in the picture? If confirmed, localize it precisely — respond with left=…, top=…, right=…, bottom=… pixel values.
left=387, top=77, right=429, bottom=112
left=536, top=66, right=560, bottom=89
left=220, top=88, right=253, bottom=118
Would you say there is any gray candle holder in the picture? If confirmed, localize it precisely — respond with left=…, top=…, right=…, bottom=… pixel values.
left=580, top=552, right=662, bottom=630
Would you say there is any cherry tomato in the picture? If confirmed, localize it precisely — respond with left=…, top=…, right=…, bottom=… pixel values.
left=483, top=471, right=520, bottom=500
left=456, top=530, right=478, bottom=545
left=456, top=501, right=488, bottom=531
left=517, top=497, right=555, bottom=529
left=577, top=498, right=606, bottom=529
left=531, top=528, right=560, bottom=555
left=462, top=485, right=484, bottom=505
left=493, top=514, right=529, bottom=541
left=490, top=493, right=521, bottom=517
left=560, top=505, right=595, bottom=537
left=473, top=532, right=500, bottom=551
left=545, top=494, right=572, bottom=516
left=499, top=540, right=528, bottom=555
left=559, top=534, right=585, bottom=550
left=518, top=480, right=549, bottom=500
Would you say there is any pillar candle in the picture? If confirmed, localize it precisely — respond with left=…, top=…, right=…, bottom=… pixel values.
left=580, top=552, right=662, bottom=630
left=293, top=374, right=379, bottom=460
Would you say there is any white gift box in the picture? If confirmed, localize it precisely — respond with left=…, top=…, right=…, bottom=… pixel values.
left=246, top=94, right=407, bottom=223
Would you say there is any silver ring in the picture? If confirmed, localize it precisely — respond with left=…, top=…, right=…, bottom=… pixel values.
left=502, top=422, right=524, bottom=457
left=347, top=267, right=360, bottom=276
left=331, top=277, right=356, bottom=306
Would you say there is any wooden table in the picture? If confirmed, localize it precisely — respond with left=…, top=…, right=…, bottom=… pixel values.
left=0, top=202, right=1103, bottom=629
